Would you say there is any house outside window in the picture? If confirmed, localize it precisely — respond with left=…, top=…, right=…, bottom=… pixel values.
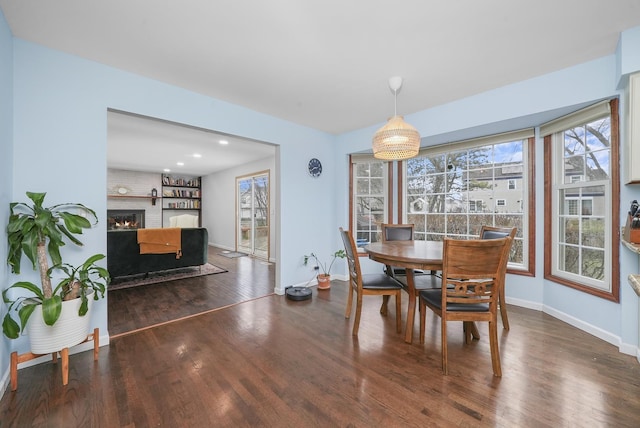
left=542, top=99, right=619, bottom=301
left=350, top=154, right=388, bottom=250
left=403, top=130, right=534, bottom=272
left=469, top=200, right=483, bottom=212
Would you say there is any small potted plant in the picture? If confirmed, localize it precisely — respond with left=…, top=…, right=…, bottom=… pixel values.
left=303, top=250, right=346, bottom=289
left=1, top=191, right=107, bottom=354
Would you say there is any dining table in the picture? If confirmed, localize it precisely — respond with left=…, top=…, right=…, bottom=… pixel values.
left=364, top=240, right=444, bottom=343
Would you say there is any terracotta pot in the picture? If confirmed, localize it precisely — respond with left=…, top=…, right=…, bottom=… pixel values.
left=26, top=292, right=94, bottom=354
left=317, top=274, right=331, bottom=290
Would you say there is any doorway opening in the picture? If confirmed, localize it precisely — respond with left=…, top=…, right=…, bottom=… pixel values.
left=237, top=171, right=269, bottom=260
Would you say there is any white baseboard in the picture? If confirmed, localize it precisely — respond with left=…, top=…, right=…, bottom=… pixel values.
left=209, top=242, right=234, bottom=252
left=505, top=298, right=636, bottom=358
left=489, top=296, right=638, bottom=359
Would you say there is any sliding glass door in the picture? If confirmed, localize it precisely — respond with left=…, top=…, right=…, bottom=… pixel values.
left=237, top=171, right=269, bottom=260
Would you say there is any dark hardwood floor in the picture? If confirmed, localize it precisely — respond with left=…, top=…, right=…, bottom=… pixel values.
left=2, top=252, right=640, bottom=427
left=108, top=246, right=275, bottom=337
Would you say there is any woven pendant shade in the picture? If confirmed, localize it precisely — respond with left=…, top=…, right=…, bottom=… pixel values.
left=372, top=76, right=421, bottom=161
left=372, top=115, right=420, bottom=160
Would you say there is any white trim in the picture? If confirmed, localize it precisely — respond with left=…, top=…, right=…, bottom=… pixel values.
left=504, top=297, right=636, bottom=358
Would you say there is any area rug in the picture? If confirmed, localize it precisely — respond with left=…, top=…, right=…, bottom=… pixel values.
left=219, top=251, right=248, bottom=258
left=109, top=263, right=227, bottom=290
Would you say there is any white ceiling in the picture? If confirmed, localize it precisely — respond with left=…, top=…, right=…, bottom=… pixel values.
left=3, top=1, right=640, bottom=174
left=107, top=110, right=275, bottom=176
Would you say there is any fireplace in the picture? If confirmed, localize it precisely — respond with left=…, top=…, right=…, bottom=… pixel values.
left=107, top=210, right=145, bottom=230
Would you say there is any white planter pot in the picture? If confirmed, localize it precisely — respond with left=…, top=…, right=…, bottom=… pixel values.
left=25, top=293, right=94, bottom=354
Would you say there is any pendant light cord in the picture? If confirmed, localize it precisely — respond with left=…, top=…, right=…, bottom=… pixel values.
left=394, top=88, right=398, bottom=116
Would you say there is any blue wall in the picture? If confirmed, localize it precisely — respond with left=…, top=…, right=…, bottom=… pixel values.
left=1, top=3, right=639, bottom=372
left=0, top=8, right=13, bottom=387
left=7, top=37, right=337, bottom=355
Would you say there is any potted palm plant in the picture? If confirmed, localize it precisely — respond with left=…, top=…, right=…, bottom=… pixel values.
left=303, top=250, right=346, bottom=289
left=1, top=191, right=108, bottom=353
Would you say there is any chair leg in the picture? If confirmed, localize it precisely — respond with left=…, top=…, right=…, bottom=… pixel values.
left=380, top=295, right=389, bottom=315
left=441, top=317, right=448, bottom=375
left=464, top=322, right=472, bottom=344
left=499, top=288, right=510, bottom=330
left=419, top=298, right=426, bottom=344
left=345, top=285, right=354, bottom=319
left=463, top=321, right=480, bottom=343
left=489, top=319, right=502, bottom=377
left=352, top=294, right=363, bottom=336
left=395, top=292, right=402, bottom=334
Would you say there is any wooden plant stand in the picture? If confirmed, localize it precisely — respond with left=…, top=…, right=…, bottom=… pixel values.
left=10, top=328, right=99, bottom=391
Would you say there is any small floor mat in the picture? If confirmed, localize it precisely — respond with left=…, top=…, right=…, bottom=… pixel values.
left=109, top=263, right=227, bottom=290
left=219, top=251, right=248, bottom=258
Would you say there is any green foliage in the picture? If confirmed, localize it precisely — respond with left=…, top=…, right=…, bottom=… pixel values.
left=2, top=254, right=110, bottom=337
left=7, top=191, right=96, bottom=276
left=303, top=250, right=346, bottom=276
left=2, top=192, right=107, bottom=339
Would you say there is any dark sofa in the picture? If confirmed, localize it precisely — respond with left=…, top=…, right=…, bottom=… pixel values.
left=107, top=227, right=208, bottom=279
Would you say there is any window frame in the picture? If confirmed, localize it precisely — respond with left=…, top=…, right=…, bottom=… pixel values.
left=400, top=131, right=536, bottom=276
left=542, top=98, right=620, bottom=302
left=349, top=154, right=391, bottom=255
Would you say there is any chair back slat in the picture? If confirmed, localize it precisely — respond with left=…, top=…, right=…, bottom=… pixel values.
left=479, top=225, right=517, bottom=241
left=381, top=224, right=414, bottom=242
left=340, top=227, right=362, bottom=291
left=442, top=238, right=511, bottom=309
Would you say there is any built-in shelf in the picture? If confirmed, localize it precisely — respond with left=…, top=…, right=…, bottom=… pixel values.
left=107, top=194, right=158, bottom=205
left=161, top=174, right=201, bottom=226
left=621, top=230, right=640, bottom=297
left=108, top=195, right=155, bottom=199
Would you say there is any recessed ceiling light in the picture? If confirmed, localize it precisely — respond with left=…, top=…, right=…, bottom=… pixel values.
left=163, top=168, right=171, bottom=172
left=219, top=140, right=229, bottom=145
left=193, top=153, right=202, bottom=158
left=177, top=162, right=184, bottom=166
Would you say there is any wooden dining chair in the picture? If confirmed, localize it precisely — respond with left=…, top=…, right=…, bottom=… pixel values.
left=380, top=223, right=439, bottom=316
left=479, top=225, right=517, bottom=330
left=419, top=237, right=511, bottom=376
left=380, top=223, right=423, bottom=278
left=339, top=227, right=403, bottom=336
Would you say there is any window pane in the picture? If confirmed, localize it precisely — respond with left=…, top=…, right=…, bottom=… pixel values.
left=560, top=218, right=580, bottom=245
left=405, top=138, right=528, bottom=269
left=585, top=118, right=610, bottom=152
left=581, top=248, right=605, bottom=281
left=564, top=126, right=586, bottom=154
left=352, top=159, right=387, bottom=248
left=564, top=155, right=585, bottom=184
left=586, top=149, right=610, bottom=180
left=582, top=217, right=605, bottom=248
left=559, top=244, right=580, bottom=275
left=426, top=214, right=445, bottom=235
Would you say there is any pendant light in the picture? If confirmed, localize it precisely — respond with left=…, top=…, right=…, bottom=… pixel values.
left=372, top=76, right=421, bottom=160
